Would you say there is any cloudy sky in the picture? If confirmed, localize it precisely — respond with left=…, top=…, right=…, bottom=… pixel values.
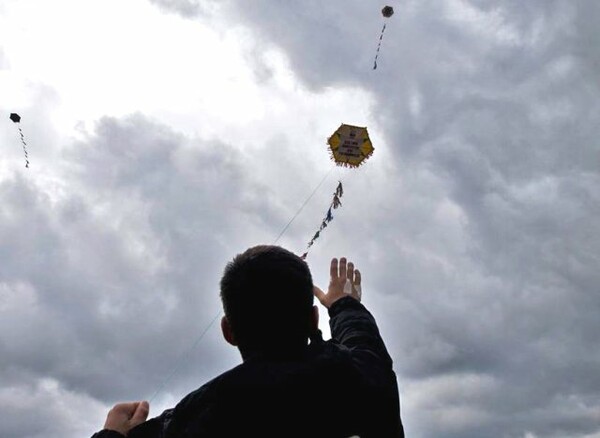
left=1, top=0, right=599, bottom=437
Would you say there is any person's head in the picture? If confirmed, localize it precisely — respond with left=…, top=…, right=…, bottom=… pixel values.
left=219, top=245, right=318, bottom=359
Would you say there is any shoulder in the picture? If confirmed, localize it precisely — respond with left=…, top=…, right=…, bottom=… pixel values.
left=173, top=364, right=245, bottom=415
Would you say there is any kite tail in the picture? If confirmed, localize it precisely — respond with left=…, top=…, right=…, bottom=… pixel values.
left=302, top=181, right=344, bottom=260
left=373, top=23, right=387, bottom=70
left=18, top=126, right=29, bottom=168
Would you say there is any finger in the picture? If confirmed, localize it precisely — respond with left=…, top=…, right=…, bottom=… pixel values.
left=115, top=402, right=140, bottom=416
left=347, top=262, right=354, bottom=281
left=131, top=401, right=150, bottom=425
left=339, top=257, right=347, bottom=279
left=330, top=258, right=338, bottom=280
left=354, top=284, right=362, bottom=301
left=343, top=278, right=353, bottom=295
left=313, top=286, right=326, bottom=304
left=355, top=269, right=361, bottom=286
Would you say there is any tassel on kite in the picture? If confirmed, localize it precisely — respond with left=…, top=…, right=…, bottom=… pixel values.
left=373, top=6, right=394, bottom=70
left=10, top=113, right=30, bottom=168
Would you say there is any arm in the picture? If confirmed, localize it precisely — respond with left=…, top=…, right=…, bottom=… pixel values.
left=328, top=295, right=393, bottom=368
left=315, top=257, right=404, bottom=437
left=314, top=257, right=392, bottom=368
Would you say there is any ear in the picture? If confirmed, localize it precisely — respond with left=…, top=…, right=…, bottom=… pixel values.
left=221, top=316, right=237, bottom=346
left=310, top=305, right=319, bottom=333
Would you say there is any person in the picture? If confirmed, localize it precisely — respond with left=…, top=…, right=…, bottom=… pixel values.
left=92, top=246, right=404, bottom=437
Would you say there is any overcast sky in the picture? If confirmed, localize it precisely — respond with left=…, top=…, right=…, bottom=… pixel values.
left=1, top=0, right=599, bottom=437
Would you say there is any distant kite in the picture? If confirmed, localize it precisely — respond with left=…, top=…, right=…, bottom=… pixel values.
left=10, top=113, right=29, bottom=168
left=373, top=6, right=394, bottom=70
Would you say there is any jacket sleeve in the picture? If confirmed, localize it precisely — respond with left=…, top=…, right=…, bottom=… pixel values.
left=329, top=296, right=394, bottom=369
left=329, top=296, right=404, bottom=438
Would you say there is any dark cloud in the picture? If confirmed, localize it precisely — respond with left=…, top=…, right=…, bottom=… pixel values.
left=0, top=378, right=105, bottom=438
left=0, top=114, right=280, bottom=436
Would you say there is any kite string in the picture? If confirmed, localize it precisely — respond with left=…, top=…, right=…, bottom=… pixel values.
left=273, top=166, right=335, bottom=245
left=18, top=126, right=29, bottom=168
left=373, top=23, right=387, bottom=70
left=148, top=167, right=335, bottom=403
left=148, top=312, right=221, bottom=404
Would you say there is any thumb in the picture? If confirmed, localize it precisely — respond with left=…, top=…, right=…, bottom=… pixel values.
left=313, top=286, right=326, bottom=306
left=130, top=401, right=149, bottom=426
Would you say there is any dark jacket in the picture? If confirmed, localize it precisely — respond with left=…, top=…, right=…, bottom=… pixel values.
left=94, top=296, right=404, bottom=438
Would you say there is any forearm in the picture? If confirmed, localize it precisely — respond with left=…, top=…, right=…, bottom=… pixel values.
left=329, top=296, right=393, bottom=368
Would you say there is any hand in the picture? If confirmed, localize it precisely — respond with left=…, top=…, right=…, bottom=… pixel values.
left=103, top=401, right=149, bottom=436
left=314, top=257, right=362, bottom=308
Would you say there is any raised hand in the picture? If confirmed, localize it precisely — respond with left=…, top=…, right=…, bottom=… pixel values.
left=314, top=257, right=362, bottom=309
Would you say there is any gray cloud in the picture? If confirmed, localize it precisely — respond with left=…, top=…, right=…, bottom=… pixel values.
left=0, top=114, right=281, bottom=436
left=0, top=378, right=106, bottom=438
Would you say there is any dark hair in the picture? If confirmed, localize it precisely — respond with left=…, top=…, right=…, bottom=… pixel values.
left=220, top=245, right=314, bottom=355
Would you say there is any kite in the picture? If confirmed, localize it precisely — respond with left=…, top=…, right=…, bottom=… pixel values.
left=373, top=5, right=394, bottom=70
left=10, top=113, right=30, bottom=168
left=301, top=124, right=374, bottom=259
left=382, top=5, right=394, bottom=18
left=327, top=123, right=374, bottom=168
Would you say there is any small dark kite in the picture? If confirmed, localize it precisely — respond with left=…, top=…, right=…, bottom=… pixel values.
left=373, top=6, right=395, bottom=70
left=10, top=113, right=29, bottom=168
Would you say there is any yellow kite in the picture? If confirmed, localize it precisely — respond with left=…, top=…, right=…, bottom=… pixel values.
left=327, top=124, right=374, bottom=168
